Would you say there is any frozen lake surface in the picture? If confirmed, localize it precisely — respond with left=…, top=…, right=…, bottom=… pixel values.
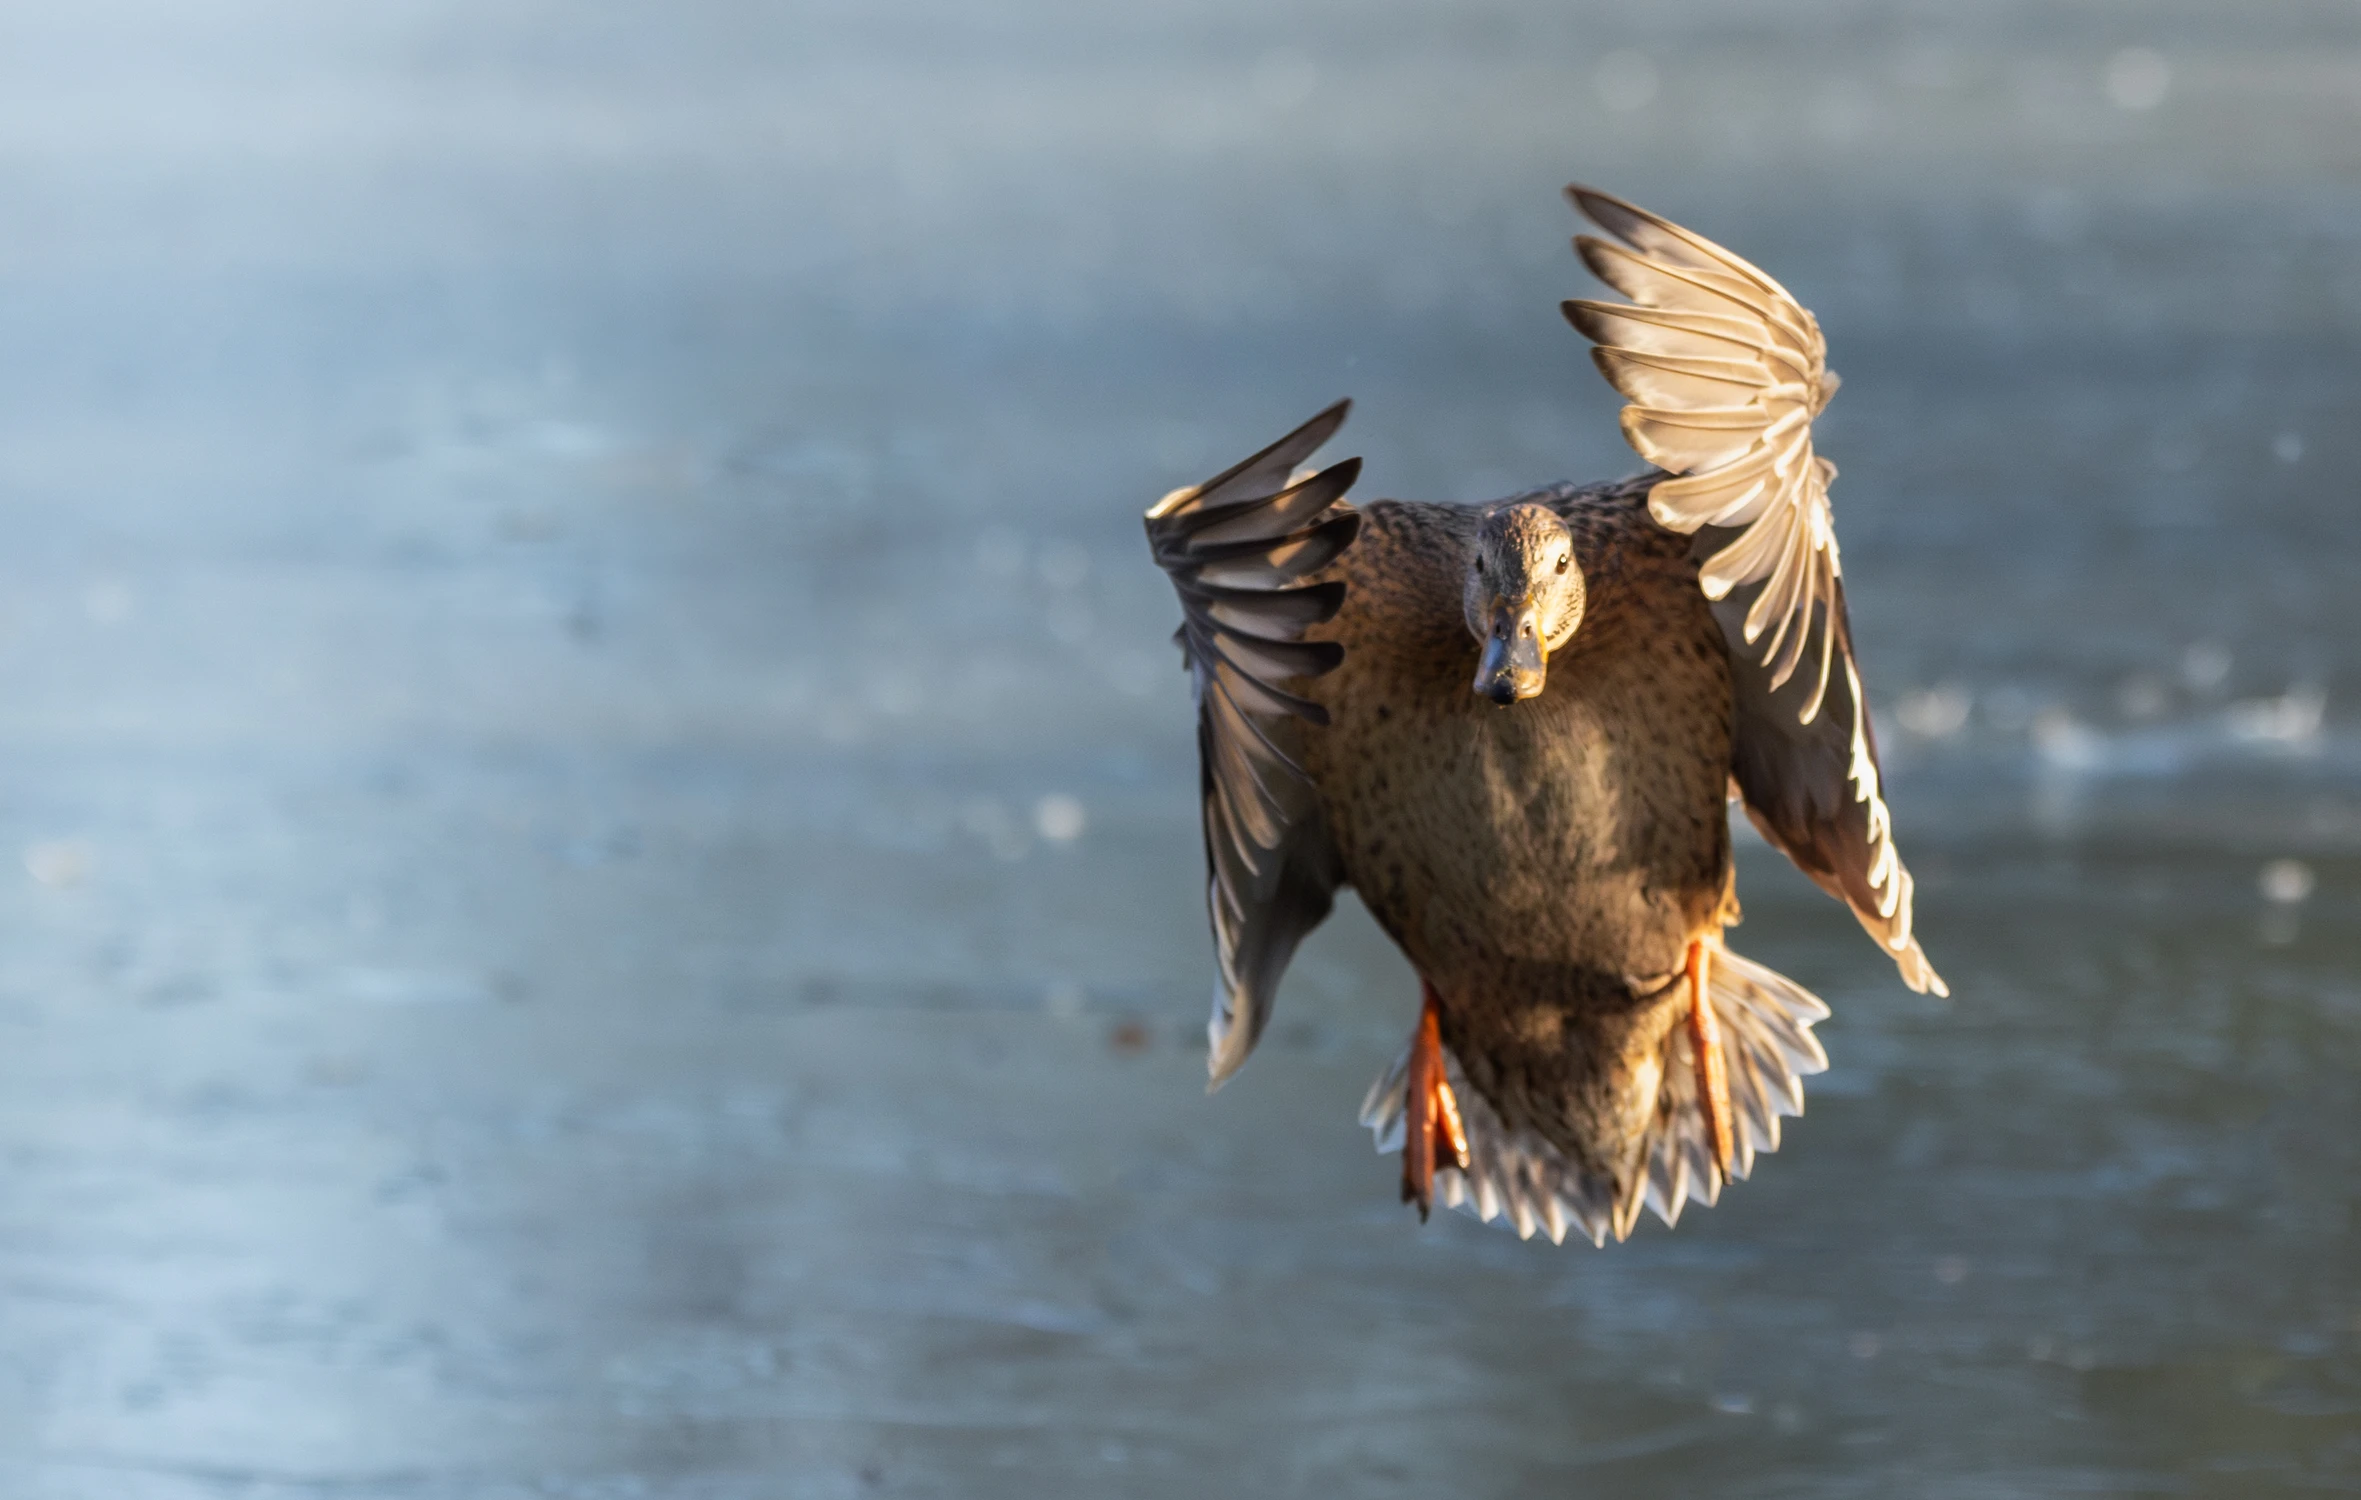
left=0, top=1, right=2358, bottom=1494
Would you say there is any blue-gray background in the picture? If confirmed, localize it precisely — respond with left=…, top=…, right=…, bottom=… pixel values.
left=1, top=2, right=2357, bottom=1495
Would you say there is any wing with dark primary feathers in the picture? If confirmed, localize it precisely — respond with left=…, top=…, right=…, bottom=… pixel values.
left=1563, top=185, right=1944, bottom=995
left=1717, top=567, right=1946, bottom=994
left=1144, top=402, right=1363, bottom=1084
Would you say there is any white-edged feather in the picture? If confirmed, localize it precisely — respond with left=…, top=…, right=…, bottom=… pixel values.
left=1357, top=939, right=1832, bottom=1247
left=1568, top=187, right=1843, bottom=729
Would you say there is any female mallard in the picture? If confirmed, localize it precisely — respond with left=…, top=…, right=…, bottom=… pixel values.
left=1143, top=187, right=1945, bottom=1247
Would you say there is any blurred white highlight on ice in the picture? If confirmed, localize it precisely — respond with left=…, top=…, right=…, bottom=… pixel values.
left=2032, top=708, right=2103, bottom=770
left=2259, top=859, right=2315, bottom=905
left=1896, top=684, right=1971, bottom=739
left=2104, top=48, right=2170, bottom=111
left=1034, top=794, right=1087, bottom=843
left=2226, top=684, right=2323, bottom=746
left=2181, top=642, right=2231, bottom=693
left=84, top=579, right=135, bottom=625
left=24, top=840, right=95, bottom=887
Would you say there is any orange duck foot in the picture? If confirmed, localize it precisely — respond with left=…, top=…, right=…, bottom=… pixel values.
left=1402, top=979, right=1472, bottom=1221
left=1686, top=939, right=1735, bottom=1177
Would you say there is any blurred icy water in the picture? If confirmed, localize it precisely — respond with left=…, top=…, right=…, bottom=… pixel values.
left=0, top=1, right=2358, bottom=1495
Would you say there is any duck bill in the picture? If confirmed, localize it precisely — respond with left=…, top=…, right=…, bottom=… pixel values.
left=1474, top=597, right=1548, bottom=705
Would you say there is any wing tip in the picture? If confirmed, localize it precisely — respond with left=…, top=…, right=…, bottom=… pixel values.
left=1206, top=1006, right=1252, bottom=1091
left=1287, top=397, right=1355, bottom=464
left=1563, top=182, right=1639, bottom=231
left=1560, top=298, right=1604, bottom=341
left=1899, top=943, right=1950, bottom=999
left=1147, top=398, right=1357, bottom=524
left=1146, top=484, right=1198, bottom=521
left=1570, top=233, right=1617, bottom=283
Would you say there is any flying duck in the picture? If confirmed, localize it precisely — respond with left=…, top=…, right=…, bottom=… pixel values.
left=1142, top=186, right=1944, bottom=1246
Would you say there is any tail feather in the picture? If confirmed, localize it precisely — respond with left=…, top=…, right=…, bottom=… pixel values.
left=1358, top=940, right=1831, bottom=1246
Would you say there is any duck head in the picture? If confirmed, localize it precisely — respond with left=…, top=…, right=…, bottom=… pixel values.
left=1463, top=502, right=1587, bottom=706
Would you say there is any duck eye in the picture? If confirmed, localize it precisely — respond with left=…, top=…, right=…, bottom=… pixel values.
left=1555, top=556, right=1570, bottom=574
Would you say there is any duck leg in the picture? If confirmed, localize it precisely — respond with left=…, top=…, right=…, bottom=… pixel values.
left=1686, top=939, right=1735, bottom=1177
left=1402, top=978, right=1472, bottom=1220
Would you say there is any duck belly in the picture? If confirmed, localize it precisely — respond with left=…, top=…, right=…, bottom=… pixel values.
left=1310, top=645, right=1732, bottom=1172
left=1319, top=673, right=1730, bottom=995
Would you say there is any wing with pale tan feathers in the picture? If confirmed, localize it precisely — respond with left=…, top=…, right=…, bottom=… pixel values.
left=1144, top=402, right=1362, bottom=1085
left=1561, top=185, right=1843, bottom=717
left=1564, top=186, right=1944, bottom=997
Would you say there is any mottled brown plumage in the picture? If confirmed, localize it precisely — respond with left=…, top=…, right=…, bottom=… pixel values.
left=1302, top=481, right=1732, bottom=1185
left=1142, top=188, right=1943, bottom=1246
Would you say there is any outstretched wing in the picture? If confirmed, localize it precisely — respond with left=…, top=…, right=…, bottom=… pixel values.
left=1144, top=402, right=1362, bottom=1084
left=1719, top=571, right=1946, bottom=994
left=1564, top=186, right=1944, bottom=996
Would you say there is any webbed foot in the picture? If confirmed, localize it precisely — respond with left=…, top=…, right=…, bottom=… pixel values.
left=1402, top=978, right=1471, bottom=1220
